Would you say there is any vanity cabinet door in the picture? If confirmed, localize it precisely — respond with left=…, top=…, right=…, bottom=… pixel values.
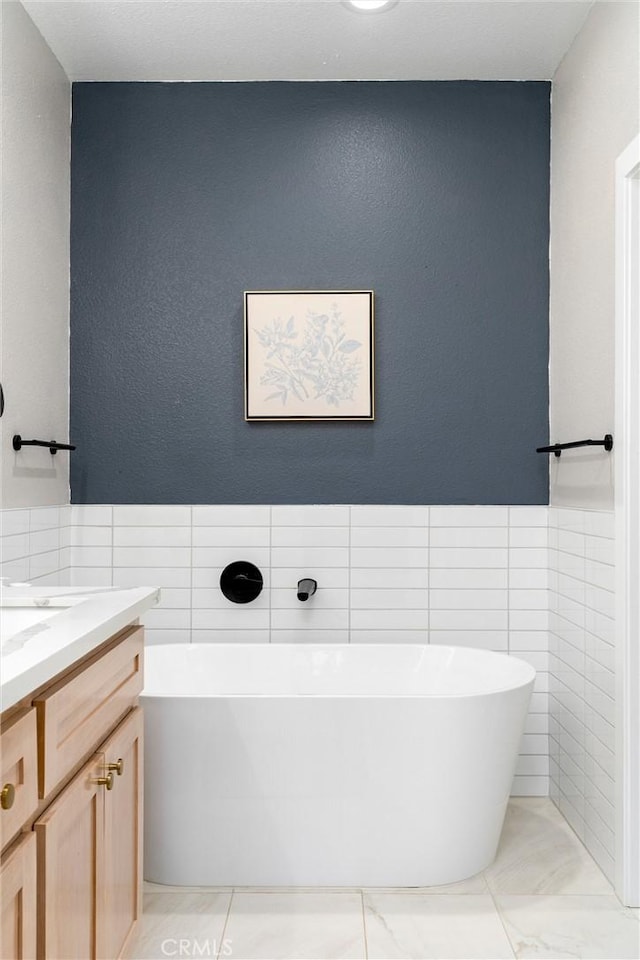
left=0, top=708, right=38, bottom=852
left=99, top=707, right=143, bottom=960
left=34, top=753, right=106, bottom=960
left=0, top=831, right=37, bottom=960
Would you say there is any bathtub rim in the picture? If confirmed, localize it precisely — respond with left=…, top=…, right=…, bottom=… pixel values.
left=140, top=641, right=536, bottom=700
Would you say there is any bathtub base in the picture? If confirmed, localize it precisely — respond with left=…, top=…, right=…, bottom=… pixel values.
left=144, top=797, right=506, bottom=888
left=143, top=691, right=527, bottom=887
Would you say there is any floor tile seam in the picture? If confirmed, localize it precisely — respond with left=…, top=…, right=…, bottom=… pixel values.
left=220, top=885, right=500, bottom=898
left=360, top=889, right=369, bottom=960
left=229, top=888, right=366, bottom=894
left=494, top=892, right=622, bottom=898
left=156, top=883, right=619, bottom=900
left=216, top=889, right=235, bottom=960
left=486, top=880, right=518, bottom=959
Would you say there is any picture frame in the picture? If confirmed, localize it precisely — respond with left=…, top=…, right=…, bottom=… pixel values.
left=244, top=290, right=374, bottom=421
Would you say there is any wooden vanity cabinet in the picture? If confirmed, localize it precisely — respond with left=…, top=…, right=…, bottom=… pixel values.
left=34, top=753, right=104, bottom=960
left=0, top=832, right=37, bottom=960
left=100, top=708, right=143, bottom=960
left=0, top=709, right=38, bottom=852
left=35, top=708, right=143, bottom=960
left=0, top=625, right=145, bottom=960
left=34, top=628, right=144, bottom=801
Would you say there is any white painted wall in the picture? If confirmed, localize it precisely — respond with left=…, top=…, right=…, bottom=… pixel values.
left=549, top=0, right=639, bottom=510
left=0, top=1, right=70, bottom=509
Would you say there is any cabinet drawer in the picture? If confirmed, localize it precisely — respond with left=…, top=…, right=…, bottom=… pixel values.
left=0, top=708, right=38, bottom=851
left=35, top=628, right=144, bottom=800
left=0, top=830, right=37, bottom=960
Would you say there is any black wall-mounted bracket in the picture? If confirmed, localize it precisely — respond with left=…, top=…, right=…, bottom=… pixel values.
left=536, top=434, right=613, bottom=458
left=12, top=435, right=76, bottom=456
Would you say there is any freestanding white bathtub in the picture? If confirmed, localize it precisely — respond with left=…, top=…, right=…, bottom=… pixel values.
left=141, top=643, right=535, bottom=887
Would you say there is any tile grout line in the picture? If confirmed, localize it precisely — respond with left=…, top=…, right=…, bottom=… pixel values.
left=216, top=889, right=235, bottom=960
left=551, top=719, right=615, bottom=788
left=570, top=784, right=616, bottom=846
left=110, top=504, right=114, bottom=588
left=486, top=876, right=518, bottom=959
left=360, top=889, right=369, bottom=960
left=579, top=526, right=587, bottom=703
left=548, top=645, right=615, bottom=701
left=550, top=790, right=617, bottom=891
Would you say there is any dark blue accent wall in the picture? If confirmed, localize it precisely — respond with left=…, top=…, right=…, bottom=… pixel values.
left=70, top=81, right=550, bottom=504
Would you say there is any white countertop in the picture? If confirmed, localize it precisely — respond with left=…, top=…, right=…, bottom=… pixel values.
left=0, top=585, right=159, bottom=712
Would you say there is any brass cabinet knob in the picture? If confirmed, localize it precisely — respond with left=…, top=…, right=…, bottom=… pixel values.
left=93, top=772, right=114, bottom=791
left=107, top=758, right=124, bottom=776
left=1, top=783, right=15, bottom=810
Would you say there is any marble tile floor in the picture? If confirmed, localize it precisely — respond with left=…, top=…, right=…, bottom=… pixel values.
left=130, top=799, right=640, bottom=960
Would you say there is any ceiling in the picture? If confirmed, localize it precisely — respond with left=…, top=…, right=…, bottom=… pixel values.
left=21, top=0, right=594, bottom=82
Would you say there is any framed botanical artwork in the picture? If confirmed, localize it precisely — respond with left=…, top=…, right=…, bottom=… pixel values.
left=244, top=290, right=374, bottom=421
